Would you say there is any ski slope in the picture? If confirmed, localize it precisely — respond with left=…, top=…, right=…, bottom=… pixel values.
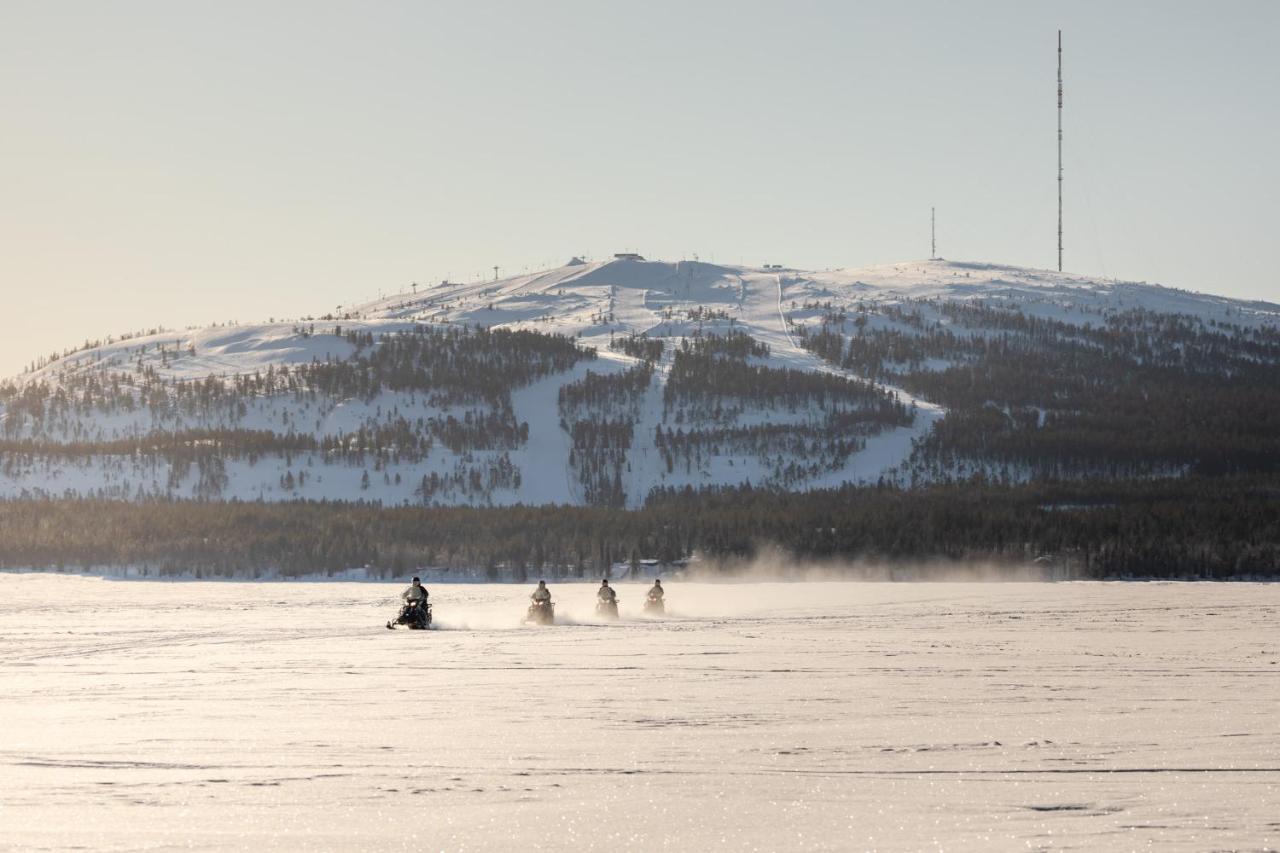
left=1, top=576, right=1276, bottom=851
left=4, top=257, right=1277, bottom=506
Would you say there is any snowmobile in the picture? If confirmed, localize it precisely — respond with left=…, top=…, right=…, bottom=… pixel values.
left=595, top=598, right=620, bottom=619
left=642, top=595, right=665, bottom=615
left=525, top=599, right=555, bottom=626
left=387, top=600, right=432, bottom=630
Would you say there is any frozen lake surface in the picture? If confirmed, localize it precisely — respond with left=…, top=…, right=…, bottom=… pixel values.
left=2, top=577, right=1278, bottom=851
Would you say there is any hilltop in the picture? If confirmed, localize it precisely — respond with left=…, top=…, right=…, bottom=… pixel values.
left=2, top=257, right=1278, bottom=508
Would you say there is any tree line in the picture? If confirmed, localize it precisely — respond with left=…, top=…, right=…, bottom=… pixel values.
left=1, top=475, right=1275, bottom=579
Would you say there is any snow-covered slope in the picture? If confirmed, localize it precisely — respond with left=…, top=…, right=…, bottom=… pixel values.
left=3, top=258, right=1277, bottom=506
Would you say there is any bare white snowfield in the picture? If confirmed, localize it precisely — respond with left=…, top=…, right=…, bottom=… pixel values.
left=1, top=576, right=1277, bottom=851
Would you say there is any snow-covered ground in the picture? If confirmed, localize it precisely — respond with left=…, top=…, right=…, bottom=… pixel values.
left=2, top=576, right=1277, bottom=851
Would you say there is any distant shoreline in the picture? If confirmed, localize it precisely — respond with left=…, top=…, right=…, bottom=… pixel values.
left=3, top=567, right=1276, bottom=584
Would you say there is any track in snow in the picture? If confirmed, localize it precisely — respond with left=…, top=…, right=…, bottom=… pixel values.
left=2, top=576, right=1278, bottom=851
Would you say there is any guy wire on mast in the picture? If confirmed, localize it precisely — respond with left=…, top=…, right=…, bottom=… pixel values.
left=1058, top=29, right=1063, bottom=272
left=931, top=207, right=936, bottom=260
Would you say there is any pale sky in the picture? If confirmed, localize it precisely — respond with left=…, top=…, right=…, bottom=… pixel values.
left=2, top=0, right=1277, bottom=377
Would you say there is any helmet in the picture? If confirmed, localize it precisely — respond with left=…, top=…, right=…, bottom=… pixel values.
left=655, top=579, right=662, bottom=585
left=538, top=580, right=546, bottom=586
left=412, top=576, right=420, bottom=583
left=601, top=579, right=609, bottom=585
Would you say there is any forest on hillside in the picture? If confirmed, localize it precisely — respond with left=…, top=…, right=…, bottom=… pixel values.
left=1, top=475, right=1276, bottom=580
left=797, top=300, right=1280, bottom=481
left=0, top=325, right=591, bottom=440
left=0, top=300, right=1277, bottom=565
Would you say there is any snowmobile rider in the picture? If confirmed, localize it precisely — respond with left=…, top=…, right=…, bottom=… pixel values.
left=647, top=579, right=664, bottom=601
left=598, top=579, right=618, bottom=603
left=402, top=577, right=429, bottom=606
left=531, top=580, right=552, bottom=604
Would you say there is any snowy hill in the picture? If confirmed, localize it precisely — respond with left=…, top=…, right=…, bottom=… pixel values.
left=3, top=257, right=1278, bottom=507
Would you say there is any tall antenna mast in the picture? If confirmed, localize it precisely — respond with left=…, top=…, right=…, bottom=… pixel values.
left=931, top=206, right=936, bottom=259
left=1057, top=29, right=1063, bottom=272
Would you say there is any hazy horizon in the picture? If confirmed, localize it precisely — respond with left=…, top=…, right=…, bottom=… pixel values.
left=3, top=0, right=1277, bottom=376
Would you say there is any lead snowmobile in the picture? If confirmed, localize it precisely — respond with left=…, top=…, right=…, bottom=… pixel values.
left=387, top=600, right=432, bottom=630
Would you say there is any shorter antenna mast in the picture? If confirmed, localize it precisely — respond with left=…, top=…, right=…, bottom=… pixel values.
left=931, top=207, right=936, bottom=259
